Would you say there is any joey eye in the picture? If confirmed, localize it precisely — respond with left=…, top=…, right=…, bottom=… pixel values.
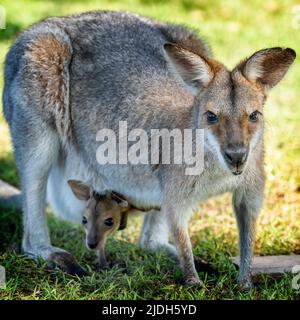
left=82, top=216, right=88, bottom=225
left=206, top=111, right=218, bottom=124
left=249, top=111, right=259, bottom=122
left=104, top=218, right=114, bottom=227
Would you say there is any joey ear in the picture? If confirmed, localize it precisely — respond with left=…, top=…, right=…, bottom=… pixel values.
left=164, top=43, right=214, bottom=92
left=110, top=192, right=129, bottom=208
left=239, top=47, right=296, bottom=90
left=67, top=180, right=91, bottom=201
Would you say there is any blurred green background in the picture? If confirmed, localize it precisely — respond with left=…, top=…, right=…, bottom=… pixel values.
left=0, top=0, right=299, bottom=299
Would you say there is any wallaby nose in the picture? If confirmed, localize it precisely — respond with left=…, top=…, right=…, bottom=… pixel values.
left=224, top=146, right=248, bottom=167
left=87, top=241, right=98, bottom=249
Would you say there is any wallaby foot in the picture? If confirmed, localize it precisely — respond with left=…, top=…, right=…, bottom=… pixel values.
left=48, top=251, right=87, bottom=276
left=183, top=274, right=203, bottom=287
left=238, top=275, right=253, bottom=291
left=25, top=245, right=87, bottom=276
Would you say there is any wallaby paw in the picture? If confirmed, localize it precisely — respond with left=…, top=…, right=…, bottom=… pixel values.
left=183, top=275, right=204, bottom=287
left=238, top=277, right=253, bottom=292
left=48, top=251, right=87, bottom=277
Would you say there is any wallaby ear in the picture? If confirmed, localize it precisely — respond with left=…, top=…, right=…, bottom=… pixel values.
left=118, top=211, right=128, bottom=231
left=110, top=192, right=129, bottom=208
left=67, top=180, right=91, bottom=201
left=239, top=47, right=296, bottom=90
left=164, top=43, right=214, bottom=91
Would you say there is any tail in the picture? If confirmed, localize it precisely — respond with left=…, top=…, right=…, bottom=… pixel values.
left=0, top=179, right=22, bottom=210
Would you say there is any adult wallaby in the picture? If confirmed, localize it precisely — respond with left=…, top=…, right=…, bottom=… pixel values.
left=3, top=11, right=295, bottom=288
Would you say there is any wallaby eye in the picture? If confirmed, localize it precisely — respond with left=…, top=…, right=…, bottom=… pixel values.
left=104, top=218, right=114, bottom=227
left=249, top=111, right=259, bottom=122
left=82, top=216, right=88, bottom=225
left=206, top=111, right=218, bottom=124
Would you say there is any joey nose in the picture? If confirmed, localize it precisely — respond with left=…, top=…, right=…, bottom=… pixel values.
left=224, top=146, right=248, bottom=167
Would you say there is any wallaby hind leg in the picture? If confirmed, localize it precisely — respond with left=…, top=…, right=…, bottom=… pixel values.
left=15, top=124, right=86, bottom=276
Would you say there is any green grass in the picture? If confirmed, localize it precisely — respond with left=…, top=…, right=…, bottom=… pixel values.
left=0, top=0, right=300, bottom=300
